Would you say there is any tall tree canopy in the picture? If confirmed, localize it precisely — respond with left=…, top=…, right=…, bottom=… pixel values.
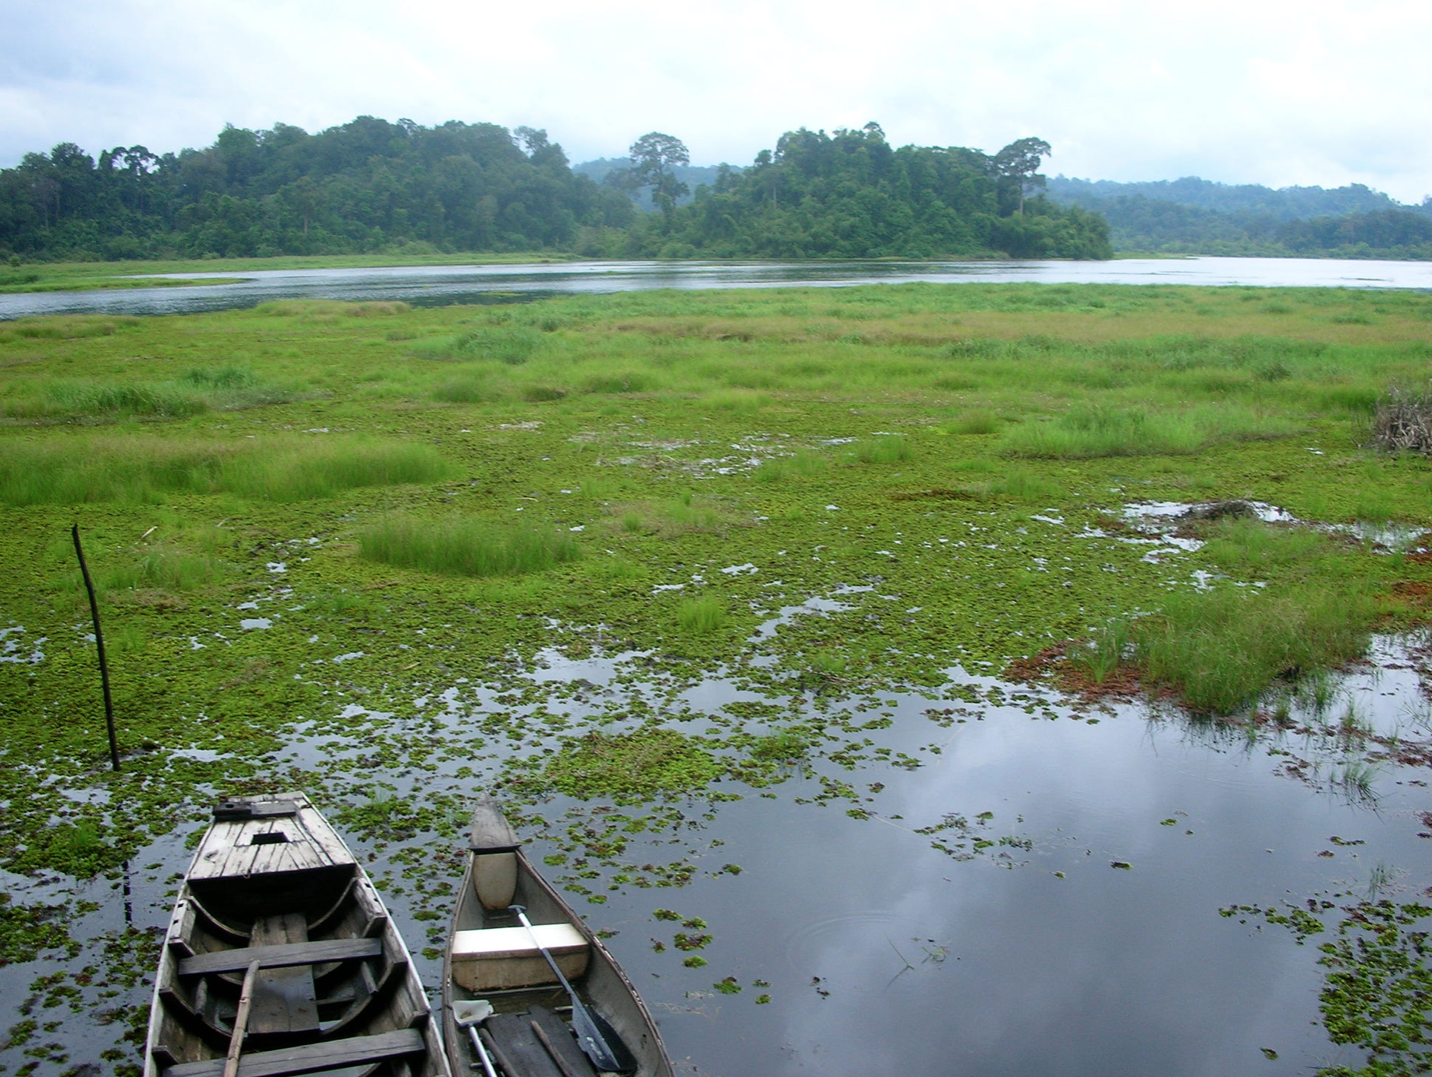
left=0, top=117, right=633, bottom=260
left=641, top=128, right=1110, bottom=260
left=0, top=119, right=1112, bottom=262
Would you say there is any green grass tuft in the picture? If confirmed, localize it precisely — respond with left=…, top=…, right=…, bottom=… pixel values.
left=1000, top=404, right=1292, bottom=459
left=1132, top=583, right=1375, bottom=714
left=411, top=325, right=542, bottom=364
left=852, top=436, right=911, bottom=464
left=676, top=595, right=726, bottom=634
left=358, top=515, right=580, bottom=577
left=0, top=436, right=450, bottom=505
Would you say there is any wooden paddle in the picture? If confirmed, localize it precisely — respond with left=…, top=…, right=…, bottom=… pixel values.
left=509, top=905, right=636, bottom=1074
left=222, top=959, right=262, bottom=1077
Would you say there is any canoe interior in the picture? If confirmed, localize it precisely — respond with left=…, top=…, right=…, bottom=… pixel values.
left=442, top=811, right=673, bottom=1077
left=146, top=794, right=450, bottom=1077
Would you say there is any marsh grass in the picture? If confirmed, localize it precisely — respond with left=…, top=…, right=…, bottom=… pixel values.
left=612, top=495, right=730, bottom=536
left=1198, top=518, right=1334, bottom=577
left=950, top=410, right=1000, bottom=435
left=307, top=590, right=372, bottom=617
left=254, top=299, right=411, bottom=318
left=1133, top=584, right=1375, bottom=714
left=677, top=595, right=726, bottom=635
left=1068, top=618, right=1134, bottom=684
left=530, top=729, right=718, bottom=803
left=0, top=315, right=142, bottom=343
left=988, top=468, right=1063, bottom=502
left=411, top=326, right=542, bottom=364
left=704, top=388, right=771, bottom=412
left=581, top=370, right=657, bottom=394
left=852, top=436, right=911, bottom=464
left=101, top=542, right=229, bottom=592
left=754, top=450, right=827, bottom=483
left=750, top=728, right=812, bottom=762
left=432, top=373, right=504, bottom=403
left=0, top=436, right=450, bottom=505
left=4, top=367, right=299, bottom=421
left=1000, top=404, right=1293, bottom=459
left=358, top=515, right=580, bottom=577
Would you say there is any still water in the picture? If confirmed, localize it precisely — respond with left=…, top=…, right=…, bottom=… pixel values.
left=3, top=256, right=1431, bottom=320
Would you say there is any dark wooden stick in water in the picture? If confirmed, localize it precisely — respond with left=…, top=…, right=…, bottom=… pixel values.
left=71, top=524, right=119, bottom=771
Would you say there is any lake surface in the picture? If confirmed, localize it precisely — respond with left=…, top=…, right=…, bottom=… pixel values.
left=3, top=256, right=1432, bottom=320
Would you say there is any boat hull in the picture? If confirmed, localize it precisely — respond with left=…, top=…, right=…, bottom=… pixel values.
left=442, top=800, right=673, bottom=1077
left=144, top=794, right=451, bottom=1077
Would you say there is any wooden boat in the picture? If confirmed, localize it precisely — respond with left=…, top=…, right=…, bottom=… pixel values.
left=442, top=799, right=674, bottom=1077
left=144, top=793, right=452, bottom=1077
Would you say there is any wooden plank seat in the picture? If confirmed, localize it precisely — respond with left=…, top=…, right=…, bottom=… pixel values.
left=449, top=923, right=588, bottom=992
left=179, top=939, right=384, bottom=978
left=162, top=1027, right=426, bottom=1077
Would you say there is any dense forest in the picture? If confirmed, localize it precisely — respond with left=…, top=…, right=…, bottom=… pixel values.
left=0, top=117, right=1110, bottom=263
left=0, top=118, right=636, bottom=261
left=1046, top=175, right=1432, bottom=257
left=629, top=126, right=1112, bottom=260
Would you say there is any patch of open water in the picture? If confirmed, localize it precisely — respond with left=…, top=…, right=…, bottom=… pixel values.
left=3, top=256, right=1431, bottom=321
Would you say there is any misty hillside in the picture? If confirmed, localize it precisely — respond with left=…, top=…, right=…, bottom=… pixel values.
left=572, top=158, right=737, bottom=211
left=1045, top=175, right=1432, bottom=256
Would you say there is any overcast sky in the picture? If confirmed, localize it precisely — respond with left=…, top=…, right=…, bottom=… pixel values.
left=3, top=0, right=1428, bottom=203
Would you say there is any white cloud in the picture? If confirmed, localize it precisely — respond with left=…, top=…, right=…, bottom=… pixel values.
left=2, top=0, right=1429, bottom=202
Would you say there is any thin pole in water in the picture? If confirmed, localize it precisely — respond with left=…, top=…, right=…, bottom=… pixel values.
left=71, top=524, right=119, bottom=771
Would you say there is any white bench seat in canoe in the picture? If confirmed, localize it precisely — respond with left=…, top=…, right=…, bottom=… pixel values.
left=450, top=923, right=589, bottom=991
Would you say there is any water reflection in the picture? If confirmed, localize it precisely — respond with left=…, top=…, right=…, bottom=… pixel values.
left=3, top=256, right=1431, bottom=320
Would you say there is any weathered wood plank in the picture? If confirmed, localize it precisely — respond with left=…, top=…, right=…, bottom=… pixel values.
left=297, top=804, right=351, bottom=867
left=247, top=915, right=317, bottom=1037
left=162, top=1027, right=425, bottom=1077
left=480, top=1009, right=579, bottom=1077
left=212, top=798, right=300, bottom=822
left=178, top=938, right=382, bottom=978
left=167, top=898, right=197, bottom=958
left=529, top=1006, right=598, bottom=1077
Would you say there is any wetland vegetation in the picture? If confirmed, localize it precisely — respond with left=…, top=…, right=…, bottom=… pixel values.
left=3, top=280, right=1432, bottom=1075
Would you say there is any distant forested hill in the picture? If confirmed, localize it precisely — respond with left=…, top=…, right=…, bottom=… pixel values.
left=1046, top=176, right=1432, bottom=258
left=0, top=117, right=1110, bottom=263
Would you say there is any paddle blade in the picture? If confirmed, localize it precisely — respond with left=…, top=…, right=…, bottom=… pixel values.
left=571, top=1001, right=637, bottom=1074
